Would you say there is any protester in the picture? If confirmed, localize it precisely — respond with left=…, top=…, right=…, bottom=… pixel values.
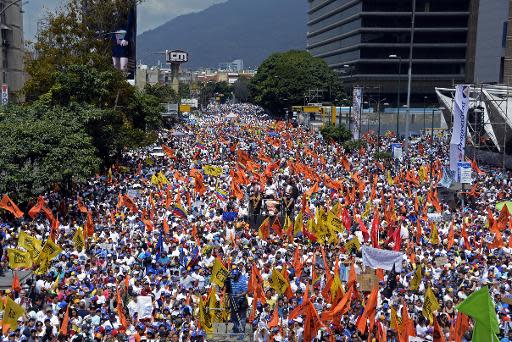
left=0, top=102, right=511, bottom=341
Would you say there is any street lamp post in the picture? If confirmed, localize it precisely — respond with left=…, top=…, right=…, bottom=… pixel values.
left=429, top=106, right=445, bottom=179
left=389, top=54, right=402, bottom=137
left=342, top=64, right=353, bottom=130
left=423, top=96, right=427, bottom=134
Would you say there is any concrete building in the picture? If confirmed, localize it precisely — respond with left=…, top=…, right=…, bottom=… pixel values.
left=307, top=0, right=512, bottom=105
left=0, top=0, right=25, bottom=102
left=218, top=59, right=244, bottom=72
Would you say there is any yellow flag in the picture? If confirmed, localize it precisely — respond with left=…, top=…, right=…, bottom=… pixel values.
left=37, top=239, right=62, bottom=263
left=3, top=296, right=25, bottom=330
left=199, top=298, right=213, bottom=335
left=422, top=287, right=440, bottom=324
left=326, top=210, right=343, bottom=233
left=390, top=306, right=401, bottom=330
left=283, top=215, right=292, bottom=232
left=269, top=268, right=289, bottom=295
left=294, top=211, right=303, bottom=237
left=203, top=165, right=223, bottom=177
left=208, top=287, right=223, bottom=323
left=344, top=237, right=361, bottom=253
left=387, top=170, right=394, bottom=186
left=8, top=248, right=32, bottom=269
left=73, top=227, right=85, bottom=252
left=17, top=231, right=42, bottom=257
left=409, top=264, right=422, bottom=291
left=362, top=200, right=372, bottom=219
left=330, top=273, right=344, bottom=302
left=150, top=174, right=160, bottom=186
left=430, top=224, right=440, bottom=245
left=158, top=171, right=169, bottom=185
left=211, top=258, right=229, bottom=287
left=34, top=256, right=51, bottom=275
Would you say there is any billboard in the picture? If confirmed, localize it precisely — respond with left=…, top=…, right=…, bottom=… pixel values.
left=449, top=85, right=470, bottom=172
left=166, top=50, right=189, bottom=63
left=83, top=1, right=138, bottom=80
left=352, top=87, right=363, bottom=140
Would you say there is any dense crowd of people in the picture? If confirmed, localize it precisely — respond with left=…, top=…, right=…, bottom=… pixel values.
left=0, top=102, right=511, bottom=341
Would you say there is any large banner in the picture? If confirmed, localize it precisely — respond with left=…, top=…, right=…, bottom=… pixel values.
left=362, top=246, right=404, bottom=272
left=352, top=87, right=363, bottom=140
left=449, top=85, right=470, bottom=172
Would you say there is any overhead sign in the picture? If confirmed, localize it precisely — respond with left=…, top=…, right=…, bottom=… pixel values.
left=1, top=84, right=8, bottom=106
left=391, top=143, right=403, bottom=161
left=179, top=104, right=191, bottom=113
left=181, top=98, right=199, bottom=108
left=166, top=50, right=188, bottom=63
left=457, top=161, right=472, bottom=184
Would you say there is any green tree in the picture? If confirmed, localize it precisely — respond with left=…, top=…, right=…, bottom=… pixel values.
left=319, top=123, right=352, bottom=143
left=179, top=82, right=191, bottom=99
left=0, top=106, right=101, bottom=200
left=250, top=50, right=344, bottom=114
left=145, top=83, right=178, bottom=103
left=233, top=76, right=251, bottom=102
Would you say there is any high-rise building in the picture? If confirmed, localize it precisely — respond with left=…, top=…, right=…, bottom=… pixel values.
left=306, top=0, right=502, bottom=105
left=0, top=0, right=25, bottom=101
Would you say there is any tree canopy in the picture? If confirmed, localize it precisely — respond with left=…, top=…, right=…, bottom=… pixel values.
left=1, top=0, right=161, bottom=201
left=249, top=50, right=344, bottom=114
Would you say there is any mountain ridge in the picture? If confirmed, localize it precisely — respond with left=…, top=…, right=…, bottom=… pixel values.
left=137, top=0, right=307, bottom=69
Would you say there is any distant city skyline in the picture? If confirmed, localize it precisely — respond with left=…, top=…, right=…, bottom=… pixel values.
left=23, top=0, right=227, bottom=41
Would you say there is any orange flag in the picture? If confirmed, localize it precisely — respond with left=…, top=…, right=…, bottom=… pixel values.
left=28, top=195, right=46, bottom=219
left=320, top=286, right=353, bottom=321
left=399, top=300, right=415, bottom=341
left=162, top=144, right=175, bottom=159
left=0, top=195, right=23, bottom=219
left=122, top=194, right=139, bottom=213
left=116, top=284, right=128, bottom=329
left=271, top=217, right=282, bottom=236
left=432, top=315, right=446, bottom=342
left=11, top=272, right=21, bottom=293
left=447, top=221, right=455, bottom=250
left=163, top=218, right=170, bottom=234
left=77, top=196, right=88, bottom=214
left=347, top=261, right=357, bottom=289
left=59, top=305, right=70, bottom=336
left=356, top=286, right=378, bottom=334
left=258, top=217, right=270, bottom=240
left=292, top=247, right=303, bottom=279
left=268, top=305, right=279, bottom=329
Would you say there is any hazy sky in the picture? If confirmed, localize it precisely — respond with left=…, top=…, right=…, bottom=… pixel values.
left=24, top=0, right=227, bottom=41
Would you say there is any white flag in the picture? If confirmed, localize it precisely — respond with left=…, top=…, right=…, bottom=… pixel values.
left=362, top=246, right=404, bottom=272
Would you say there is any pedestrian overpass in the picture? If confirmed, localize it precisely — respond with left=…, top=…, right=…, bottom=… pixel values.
left=435, top=84, right=512, bottom=153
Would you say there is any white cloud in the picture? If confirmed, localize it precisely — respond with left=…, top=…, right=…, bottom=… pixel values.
left=23, top=0, right=226, bottom=40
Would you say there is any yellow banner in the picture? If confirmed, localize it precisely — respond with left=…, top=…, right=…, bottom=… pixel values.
left=8, top=248, right=32, bottom=269
left=422, top=287, right=440, bottom=324
left=73, top=227, right=85, bottom=252
left=409, top=264, right=422, bottom=291
left=211, top=258, right=229, bottom=287
left=38, top=239, right=62, bottom=263
left=269, top=268, right=289, bottom=295
left=3, top=296, right=25, bottom=330
left=18, top=231, right=42, bottom=257
left=326, top=210, right=343, bottom=233
left=203, top=165, right=223, bottom=177
left=199, top=298, right=213, bottom=335
left=430, top=224, right=440, bottom=245
left=294, top=211, right=303, bottom=237
left=344, top=237, right=361, bottom=253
